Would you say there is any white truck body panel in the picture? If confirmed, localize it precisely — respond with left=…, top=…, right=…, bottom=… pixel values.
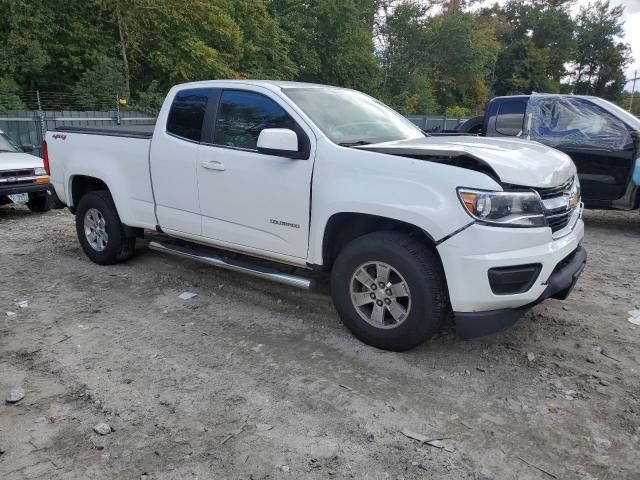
left=48, top=133, right=157, bottom=229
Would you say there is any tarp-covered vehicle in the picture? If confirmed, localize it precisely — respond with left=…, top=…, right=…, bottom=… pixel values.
left=458, top=94, right=640, bottom=211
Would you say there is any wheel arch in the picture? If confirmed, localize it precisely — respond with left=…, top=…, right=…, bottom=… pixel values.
left=68, top=175, right=142, bottom=237
left=321, top=212, right=440, bottom=269
left=69, top=175, right=111, bottom=212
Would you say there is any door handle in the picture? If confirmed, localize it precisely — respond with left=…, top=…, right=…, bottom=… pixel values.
left=201, top=161, right=226, bottom=171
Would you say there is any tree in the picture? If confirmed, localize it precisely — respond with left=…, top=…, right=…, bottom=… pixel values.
left=0, top=77, right=26, bottom=112
left=72, top=57, right=127, bottom=109
left=269, top=0, right=381, bottom=93
left=378, top=1, right=436, bottom=113
left=226, top=0, right=297, bottom=80
left=134, top=80, right=166, bottom=115
left=428, top=12, right=498, bottom=110
left=486, top=0, right=576, bottom=95
left=571, top=0, right=631, bottom=100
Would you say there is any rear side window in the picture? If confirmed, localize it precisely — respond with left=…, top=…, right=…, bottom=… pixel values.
left=213, top=90, right=295, bottom=150
left=166, top=88, right=212, bottom=142
left=495, top=101, right=526, bottom=136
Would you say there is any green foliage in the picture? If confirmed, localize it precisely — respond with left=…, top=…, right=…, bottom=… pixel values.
left=572, top=0, right=630, bottom=100
left=487, top=0, right=576, bottom=95
left=270, top=0, right=381, bottom=93
left=446, top=106, right=470, bottom=118
left=133, top=81, right=166, bottom=116
left=73, top=57, right=127, bottom=109
left=0, top=0, right=634, bottom=115
left=0, top=77, right=26, bottom=112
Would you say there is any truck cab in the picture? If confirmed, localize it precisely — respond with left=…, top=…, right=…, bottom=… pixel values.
left=468, top=94, right=640, bottom=211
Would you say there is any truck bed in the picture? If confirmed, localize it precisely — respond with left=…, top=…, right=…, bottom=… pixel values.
left=54, top=124, right=155, bottom=139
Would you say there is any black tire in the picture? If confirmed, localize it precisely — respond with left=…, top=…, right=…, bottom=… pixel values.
left=457, top=115, right=484, bottom=134
left=75, top=190, right=135, bottom=265
left=330, top=231, right=448, bottom=351
left=26, top=194, right=50, bottom=213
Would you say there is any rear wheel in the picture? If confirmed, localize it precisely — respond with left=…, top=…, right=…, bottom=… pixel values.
left=27, top=193, right=50, bottom=213
left=330, top=231, right=448, bottom=351
left=75, top=191, right=135, bottom=265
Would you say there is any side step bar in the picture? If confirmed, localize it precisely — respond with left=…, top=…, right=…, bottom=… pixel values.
left=148, top=240, right=315, bottom=290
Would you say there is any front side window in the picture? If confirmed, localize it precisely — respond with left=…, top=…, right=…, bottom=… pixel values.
left=495, top=101, right=526, bottom=136
left=166, top=88, right=212, bottom=142
left=213, top=91, right=295, bottom=150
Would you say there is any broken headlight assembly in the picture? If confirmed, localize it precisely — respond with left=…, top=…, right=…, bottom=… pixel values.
left=457, top=188, right=546, bottom=227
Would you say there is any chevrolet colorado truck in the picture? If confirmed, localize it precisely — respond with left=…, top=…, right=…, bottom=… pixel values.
left=46, top=80, right=587, bottom=351
left=458, top=94, right=640, bottom=211
left=0, top=129, right=51, bottom=212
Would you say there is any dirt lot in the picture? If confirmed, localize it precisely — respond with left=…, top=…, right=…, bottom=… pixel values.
left=1, top=206, right=639, bottom=480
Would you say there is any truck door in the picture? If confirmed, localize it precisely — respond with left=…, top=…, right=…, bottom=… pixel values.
left=196, top=88, right=315, bottom=259
left=149, top=87, right=215, bottom=236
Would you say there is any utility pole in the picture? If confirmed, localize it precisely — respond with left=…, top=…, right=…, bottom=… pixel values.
left=36, top=90, right=45, bottom=140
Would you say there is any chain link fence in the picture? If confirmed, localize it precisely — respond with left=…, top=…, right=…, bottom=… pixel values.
left=0, top=90, right=156, bottom=157
left=406, top=115, right=473, bottom=132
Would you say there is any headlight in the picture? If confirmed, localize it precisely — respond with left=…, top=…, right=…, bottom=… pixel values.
left=34, top=167, right=47, bottom=176
left=457, top=188, right=546, bottom=227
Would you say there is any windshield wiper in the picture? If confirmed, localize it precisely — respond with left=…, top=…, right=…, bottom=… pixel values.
left=0, top=149, right=17, bottom=153
left=338, top=140, right=372, bottom=147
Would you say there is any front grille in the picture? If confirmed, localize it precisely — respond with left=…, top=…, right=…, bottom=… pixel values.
left=530, top=176, right=578, bottom=233
left=534, top=177, right=574, bottom=200
left=0, top=169, right=36, bottom=187
left=546, top=210, right=572, bottom=232
left=0, top=169, right=34, bottom=178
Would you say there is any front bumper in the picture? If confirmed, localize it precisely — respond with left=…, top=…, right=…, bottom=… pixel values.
left=437, top=206, right=585, bottom=338
left=0, top=183, right=49, bottom=197
left=454, top=245, right=586, bottom=338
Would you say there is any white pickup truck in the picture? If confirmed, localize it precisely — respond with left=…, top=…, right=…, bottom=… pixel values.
left=0, top=129, right=51, bottom=212
left=46, top=80, right=586, bottom=351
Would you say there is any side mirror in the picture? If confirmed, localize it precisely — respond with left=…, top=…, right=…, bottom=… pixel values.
left=21, top=144, right=34, bottom=153
left=257, top=129, right=303, bottom=159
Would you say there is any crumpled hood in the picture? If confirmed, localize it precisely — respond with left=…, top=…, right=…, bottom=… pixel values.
left=357, top=135, right=576, bottom=188
left=0, top=152, right=44, bottom=171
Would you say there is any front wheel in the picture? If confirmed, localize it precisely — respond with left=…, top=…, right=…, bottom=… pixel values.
left=75, top=191, right=135, bottom=265
left=27, top=193, right=50, bottom=213
left=330, top=231, right=448, bottom=351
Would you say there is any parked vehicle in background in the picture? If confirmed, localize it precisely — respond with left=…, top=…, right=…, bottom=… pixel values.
left=0, top=129, right=51, bottom=212
left=458, top=94, right=640, bottom=211
left=46, top=80, right=586, bottom=351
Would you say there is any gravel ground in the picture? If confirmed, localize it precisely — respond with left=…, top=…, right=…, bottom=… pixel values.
left=1, top=206, right=639, bottom=480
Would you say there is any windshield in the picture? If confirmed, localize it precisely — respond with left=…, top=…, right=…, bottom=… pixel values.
left=590, top=97, right=640, bottom=131
left=283, top=87, right=425, bottom=145
left=0, top=132, right=21, bottom=153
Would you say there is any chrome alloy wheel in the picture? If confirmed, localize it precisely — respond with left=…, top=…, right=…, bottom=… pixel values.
left=349, top=261, right=411, bottom=329
left=84, top=208, right=108, bottom=252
